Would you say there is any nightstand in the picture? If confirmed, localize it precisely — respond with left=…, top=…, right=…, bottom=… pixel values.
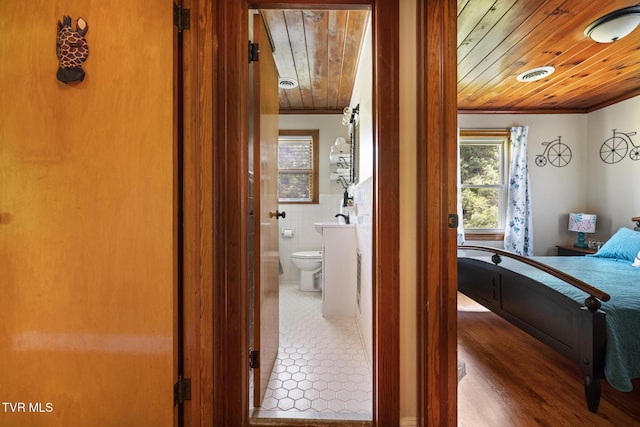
left=555, top=245, right=597, bottom=256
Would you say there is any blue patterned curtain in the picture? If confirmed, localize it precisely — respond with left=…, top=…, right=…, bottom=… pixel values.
left=504, top=126, right=533, bottom=255
left=457, top=128, right=465, bottom=246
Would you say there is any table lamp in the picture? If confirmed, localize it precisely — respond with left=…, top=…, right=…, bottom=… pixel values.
left=568, top=213, right=597, bottom=248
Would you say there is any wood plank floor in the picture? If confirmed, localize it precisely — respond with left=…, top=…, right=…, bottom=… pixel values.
left=457, top=293, right=640, bottom=427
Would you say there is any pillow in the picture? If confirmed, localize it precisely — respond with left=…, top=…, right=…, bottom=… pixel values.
left=633, top=250, right=640, bottom=268
left=589, top=227, right=640, bottom=263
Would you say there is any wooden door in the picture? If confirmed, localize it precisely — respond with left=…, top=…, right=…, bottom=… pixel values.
left=252, top=13, right=281, bottom=407
left=0, top=1, right=176, bottom=426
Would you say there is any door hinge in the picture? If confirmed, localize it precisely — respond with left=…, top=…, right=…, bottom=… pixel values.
left=249, top=42, right=259, bottom=63
left=173, top=3, right=190, bottom=33
left=174, top=375, right=191, bottom=406
left=249, top=349, right=260, bottom=369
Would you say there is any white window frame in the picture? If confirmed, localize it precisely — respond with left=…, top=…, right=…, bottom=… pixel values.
left=459, top=129, right=510, bottom=239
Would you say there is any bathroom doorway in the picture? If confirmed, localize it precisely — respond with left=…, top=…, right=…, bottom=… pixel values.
left=182, top=0, right=404, bottom=424
left=248, top=6, right=375, bottom=422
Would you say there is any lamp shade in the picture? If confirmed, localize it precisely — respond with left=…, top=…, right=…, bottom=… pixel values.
left=568, top=213, right=597, bottom=233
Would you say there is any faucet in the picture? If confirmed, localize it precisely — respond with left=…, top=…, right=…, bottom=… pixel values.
left=342, top=190, right=353, bottom=208
left=335, top=213, right=350, bottom=224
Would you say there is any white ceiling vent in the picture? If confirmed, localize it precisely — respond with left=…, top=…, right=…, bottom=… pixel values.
left=278, top=77, right=299, bottom=89
left=516, top=66, right=555, bottom=82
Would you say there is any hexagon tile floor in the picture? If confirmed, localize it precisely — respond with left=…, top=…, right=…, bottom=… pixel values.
left=255, top=282, right=372, bottom=421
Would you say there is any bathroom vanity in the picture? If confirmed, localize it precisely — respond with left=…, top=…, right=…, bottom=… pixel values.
left=317, top=223, right=358, bottom=318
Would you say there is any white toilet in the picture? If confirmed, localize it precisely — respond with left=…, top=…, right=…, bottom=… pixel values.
left=290, top=250, right=323, bottom=292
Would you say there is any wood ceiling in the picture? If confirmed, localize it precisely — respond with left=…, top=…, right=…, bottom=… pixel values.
left=260, top=9, right=369, bottom=114
left=457, top=0, right=640, bottom=113
left=262, top=1, right=640, bottom=114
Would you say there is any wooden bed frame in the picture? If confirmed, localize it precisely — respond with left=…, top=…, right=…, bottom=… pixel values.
left=457, top=246, right=611, bottom=413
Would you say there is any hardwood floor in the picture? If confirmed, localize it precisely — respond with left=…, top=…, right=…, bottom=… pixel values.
left=457, top=293, right=640, bottom=427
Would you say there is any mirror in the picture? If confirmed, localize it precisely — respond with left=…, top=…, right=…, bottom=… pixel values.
left=337, top=104, right=359, bottom=186
left=349, top=105, right=359, bottom=185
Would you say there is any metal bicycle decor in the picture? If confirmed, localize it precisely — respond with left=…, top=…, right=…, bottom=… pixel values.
left=535, top=136, right=572, bottom=167
left=600, top=129, right=640, bottom=164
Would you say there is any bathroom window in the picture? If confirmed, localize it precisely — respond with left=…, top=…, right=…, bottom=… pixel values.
left=459, top=129, right=510, bottom=240
left=278, top=129, right=319, bottom=204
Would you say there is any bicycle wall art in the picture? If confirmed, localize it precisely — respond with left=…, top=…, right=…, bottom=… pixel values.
left=535, top=136, right=572, bottom=167
left=600, top=129, right=640, bottom=164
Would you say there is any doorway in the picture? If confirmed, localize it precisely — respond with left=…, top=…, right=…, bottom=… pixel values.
left=249, top=7, right=375, bottom=422
left=180, top=0, right=412, bottom=425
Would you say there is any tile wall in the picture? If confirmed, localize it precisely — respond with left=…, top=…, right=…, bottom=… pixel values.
left=353, top=176, right=373, bottom=365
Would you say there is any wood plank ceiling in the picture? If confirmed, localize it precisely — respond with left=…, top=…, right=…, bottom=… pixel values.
left=262, top=1, right=640, bottom=114
left=457, top=0, right=640, bottom=113
left=260, top=9, right=369, bottom=114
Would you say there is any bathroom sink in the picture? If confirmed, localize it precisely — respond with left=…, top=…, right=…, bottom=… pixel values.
left=313, top=222, right=355, bottom=235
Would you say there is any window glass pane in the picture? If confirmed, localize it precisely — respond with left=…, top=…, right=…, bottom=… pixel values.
left=278, top=171, right=311, bottom=201
left=461, top=187, right=499, bottom=229
left=460, top=144, right=500, bottom=185
left=277, top=130, right=318, bottom=204
left=279, top=141, right=312, bottom=169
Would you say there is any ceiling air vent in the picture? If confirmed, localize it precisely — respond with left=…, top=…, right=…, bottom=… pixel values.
left=516, top=66, right=555, bottom=82
left=278, top=77, right=299, bottom=89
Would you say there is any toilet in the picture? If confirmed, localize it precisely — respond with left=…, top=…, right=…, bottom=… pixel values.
left=290, top=251, right=323, bottom=291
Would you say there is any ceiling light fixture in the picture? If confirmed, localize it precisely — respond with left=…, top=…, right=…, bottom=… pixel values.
left=278, top=77, right=299, bottom=89
left=516, top=66, right=555, bottom=82
left=584, top=5, right=640, bottom=43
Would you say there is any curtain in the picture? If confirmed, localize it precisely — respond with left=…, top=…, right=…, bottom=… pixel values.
left=504, top=126, right=533, bottom=256
left=457, top=128, right=465, bottom=246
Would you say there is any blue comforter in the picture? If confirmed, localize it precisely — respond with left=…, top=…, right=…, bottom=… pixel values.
left=487, top=256, right=640, bottom=392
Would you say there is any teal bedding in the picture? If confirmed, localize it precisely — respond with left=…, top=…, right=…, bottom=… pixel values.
left=492, top=255, right=640, bottom=392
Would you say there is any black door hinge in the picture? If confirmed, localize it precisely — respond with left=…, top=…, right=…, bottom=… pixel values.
left=174, top=3, right=190, bottom=33
left=174, top=375, right=191, bottom=406
left=249, top=349, right=260, bottom=369
left=249, top=42, right=259, bottom=63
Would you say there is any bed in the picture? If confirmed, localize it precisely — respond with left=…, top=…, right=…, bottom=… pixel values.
left=458, top=224, right=640, bottom=413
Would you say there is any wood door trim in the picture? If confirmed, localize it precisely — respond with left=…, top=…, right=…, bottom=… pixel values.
left=370, top=0, right=400, bottom=424
left=416, top=0, right=458, bottom=426
left=180, top=0, right=215, bottom=425
left=212, top=1, right=251, bottom=425
left=181, top=0, right=401, bottom=425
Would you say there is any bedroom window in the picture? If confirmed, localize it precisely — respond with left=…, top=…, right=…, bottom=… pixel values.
left=278, top=129, right=319, bottom=204
left=459, top=129, right=510, bottom=240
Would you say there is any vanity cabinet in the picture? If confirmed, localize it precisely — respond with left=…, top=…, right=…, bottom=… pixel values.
left=321, top=224, right=357, bottom=318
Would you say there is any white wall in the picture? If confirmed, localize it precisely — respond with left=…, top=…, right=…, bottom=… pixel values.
left=277, top=115, right=349, bottom=283
left=353, top=176, right=373, bottom=367
left=587, top=96, right=640, bottom=235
